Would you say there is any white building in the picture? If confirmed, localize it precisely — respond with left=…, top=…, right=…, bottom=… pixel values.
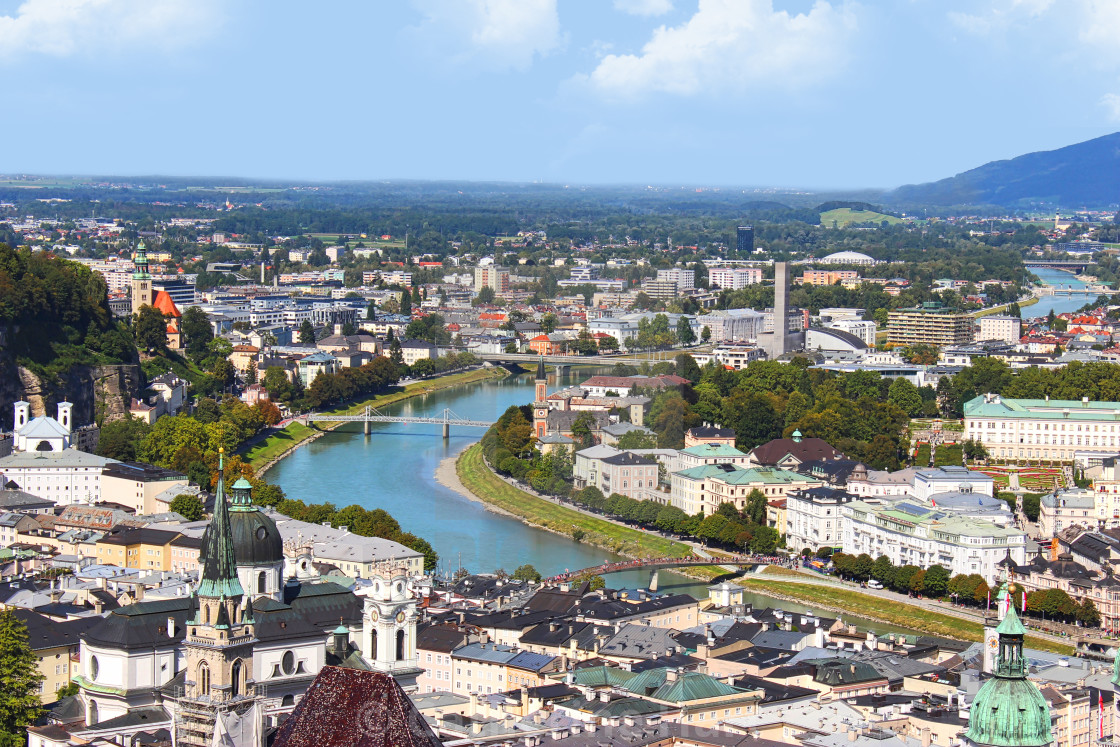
left=963, top=393, right=1120, bottom=463
left=842, top=499, right=1027, bottom=583
left=825, top=319, right=877, bottom=347
left=785, top=487, right=856, bottom=553
left=1038, top=488, right=1097, bottom=538
left=910, top=466, right=995, bottom=500
left=656, top=268, right=695, bottom=292
left=707, top=267, right=762, bottom=290
left=977, top=315, right=1022, bottom=344
left=690, top=346, right=766, bottom=370
left=0, top=403, right=115, bottom=506
left=697, top=309, right=764, bottom=344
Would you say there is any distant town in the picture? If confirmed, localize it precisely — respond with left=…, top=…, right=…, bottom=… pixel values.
left=1, top=185, right=1120, bottom=747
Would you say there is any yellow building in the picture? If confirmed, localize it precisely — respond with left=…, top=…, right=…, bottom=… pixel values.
left=95, top=527, right=183, bottom=570
left=15, top=608, right=101, bottom=703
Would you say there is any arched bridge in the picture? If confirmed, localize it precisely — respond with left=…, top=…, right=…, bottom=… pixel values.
left=299, top=406, right=493, bottom=439
left=547, top=554, right=781, bottom=592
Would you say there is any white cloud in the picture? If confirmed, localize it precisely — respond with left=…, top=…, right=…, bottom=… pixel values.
left=1101, top=92, right=1120, bottom=122
left=947, top=1, right=1053, bottom=36
left=583, top=0, right=857, bottom=98
left=613, top=0, right=674, bottom=17
left=408, top=0, right=562, bottom=72
left=1081, top=2, right=1120, bottom=62
left=0, top=0, right=219, bottom=61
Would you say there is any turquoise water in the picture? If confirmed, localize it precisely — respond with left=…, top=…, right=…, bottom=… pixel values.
left=265, top=369, right=916, bottom=633
left=1028, top=266, right=1102, bottom=319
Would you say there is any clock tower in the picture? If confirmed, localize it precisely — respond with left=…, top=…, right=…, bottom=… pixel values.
left=361, top=563, right=422, bottom=693
left=533, top=356, right=548, bottom=440
left=131, top=241, right=153, bottom=316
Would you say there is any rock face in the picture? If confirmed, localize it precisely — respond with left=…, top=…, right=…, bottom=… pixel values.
left=0, top=360, right=142, bottom=428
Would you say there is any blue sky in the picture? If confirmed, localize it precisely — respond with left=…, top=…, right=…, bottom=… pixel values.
left=1, top=0, right=1118, bottom=189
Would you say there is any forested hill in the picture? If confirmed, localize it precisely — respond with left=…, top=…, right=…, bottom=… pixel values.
left=890, top=131, right=1120, bottom=207
left=0, top=245, right=139, bottom=422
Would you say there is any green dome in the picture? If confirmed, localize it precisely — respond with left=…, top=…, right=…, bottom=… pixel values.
left=229, top=508, right=283, bottom=568
left=1112, top=647, right=1120, bottom=687
left=231, top=478, right=253, bottom=491
left=966, top=676, right=1053, bottom=746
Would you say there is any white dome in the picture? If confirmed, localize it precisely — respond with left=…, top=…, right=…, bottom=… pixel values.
left=820, top=251, right=875, bottom=265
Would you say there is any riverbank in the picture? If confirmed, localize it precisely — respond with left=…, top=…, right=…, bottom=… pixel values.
left=737, top=576, right=1074, bottom=655
left=452, top=443, right=699, bottom=563
left=972, top=294, right=1039, bottom=318
left=244, top=367, right=509, bottom=474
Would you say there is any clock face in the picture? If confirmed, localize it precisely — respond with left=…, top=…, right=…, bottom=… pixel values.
left=370, top=609, right=379, bottom=623
left=396, top=610, right=406, bottom=624
left=988, top=637, right=999, bottom=650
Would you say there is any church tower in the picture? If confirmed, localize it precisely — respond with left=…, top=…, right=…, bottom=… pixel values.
left=964, top=598, right=1053, bottom=747
left=177, top=449, right=260, bottom=747
left=361, top=563, right=422, bottom=693
left=131, top=242, right=153, bottom=316
left=533, top=357, right=548, bottom=440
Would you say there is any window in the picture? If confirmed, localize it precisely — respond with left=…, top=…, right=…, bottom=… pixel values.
left=281, top=694, right=294, bottom=708
left=198, top=661, right=210, bottom=694
left=90, top=656, right=100, bottom=681
left=282, top=651, right=295, bottom=676
left=258, top=572, right=267, bottom=594
left=231, top=659, right=243, bottom=697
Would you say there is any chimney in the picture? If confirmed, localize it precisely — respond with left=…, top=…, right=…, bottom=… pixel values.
left=847, top=726, right=858, bottom=742
left=921, top=728, right=932, bottom=747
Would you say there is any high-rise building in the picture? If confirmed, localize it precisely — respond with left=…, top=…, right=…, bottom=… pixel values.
left=473, top=266, right=510, bottom=296
left=131, top=242, right=152, bottom=316
left=656, top=268, right=695, bottom=292
left=708, top=266, right=762, bottom=290
left=736, top=225, right=754, bottom=254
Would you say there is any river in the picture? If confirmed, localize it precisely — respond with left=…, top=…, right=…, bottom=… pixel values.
left=267, top=368, right=915, bottom=634
left=1028, top=266, right=1103, bottom=319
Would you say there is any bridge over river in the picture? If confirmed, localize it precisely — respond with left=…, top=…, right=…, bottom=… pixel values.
left=299, top=406, right=493, bottom=438
left=548, top=554, right=783, bottom=592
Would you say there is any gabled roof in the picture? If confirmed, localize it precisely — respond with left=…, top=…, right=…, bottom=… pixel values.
left=152, top=290, right=181, bottom=318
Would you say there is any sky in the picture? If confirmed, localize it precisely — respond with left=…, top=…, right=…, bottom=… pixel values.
left=1, top=0, right=1119, bottom=190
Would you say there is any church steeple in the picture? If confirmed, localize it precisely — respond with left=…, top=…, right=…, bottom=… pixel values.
left=198, top=449, right=244, bottom=602
left=533, top=356, right=548, bottom=440
left=132, top=241, right=151, bottom=280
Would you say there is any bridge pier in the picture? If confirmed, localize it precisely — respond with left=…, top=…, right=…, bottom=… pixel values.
left=443, top=423, right=450, bottom=439
left=364, top=419, right=371, bottom=436
left=648, top=569, right=659, bottom=593
left=555, top=365, right=570, bottom=379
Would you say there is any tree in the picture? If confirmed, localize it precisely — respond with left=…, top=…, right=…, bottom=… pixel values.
left=245, top=360, right=258, bottom=386
left=181, top=306, right=214, bottom=361
left=513, top=564, right=542, bottom=583
left=887, top=377, right=923, bottom=417
left=871, top=555, right=893, bottom=584
left=399, top=290, right=412, bottom=317
left=617, top=430, right=657, bottom=449
left=677, top=316, right=696, bottom=345
left=0, top=609, right=45, bottom=740
left=541, top=313, right=558, bottom=333
left=299, top=319, right=315, bottom=345
left=169, top=494, right=204, bottom=521
left=96, top=416, right=151, bottom=461
left=923, top=564, right=950, bottom=598
left=134, top=305, right=167, bottom=353
left=571, top=412, right=596, bottom=448
left=701, top=325, right=711, bottom=343
left=389, top=337, right=404, bottom=366
left=475, top=286, right=495, bottom=305
left=597, top=334, right=619, bottom=353
left=675, top=353, right=701, bottom=383
left=745, top=488, right=768, bottom=525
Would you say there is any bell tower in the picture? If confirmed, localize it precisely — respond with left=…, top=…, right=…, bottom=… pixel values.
left=131, top=241, right=153, bottom=316
left=177, top=449, right=260, bottom=747
left=361, top=563, right=421, bottom=693
left=533, top=357, right=548, bottom=440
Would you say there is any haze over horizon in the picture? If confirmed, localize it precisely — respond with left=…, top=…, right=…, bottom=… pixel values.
left=4, top=0, right=1120, bottom=190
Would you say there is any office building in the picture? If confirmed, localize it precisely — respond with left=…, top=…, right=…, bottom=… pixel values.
left=887, top=302, right=974, bottom=347
left=736, top=225, right=754, bottom=254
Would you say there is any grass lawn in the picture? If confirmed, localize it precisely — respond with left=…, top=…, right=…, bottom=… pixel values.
left=821, top=208, right=902, bottom=228
left=737, top=577, right=1073, bottom=654
left=244, top=367, right=506, bottom=472
left=456, top=444, right=693, bottom=560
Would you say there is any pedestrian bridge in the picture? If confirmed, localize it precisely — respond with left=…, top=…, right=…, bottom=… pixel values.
left=298, top=406, right=493, bottom=438
left=547, top=554, right=780, bottom=592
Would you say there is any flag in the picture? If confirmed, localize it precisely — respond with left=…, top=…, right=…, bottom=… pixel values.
left=986, top=588, right=991, bottom=610
left=1100, top=692, right=1105, bottom=740
left=1022, top=591, right=1027, bottom=613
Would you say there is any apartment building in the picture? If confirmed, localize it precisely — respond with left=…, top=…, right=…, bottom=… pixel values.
left=801, top=269, right=860, bottom=287
left=656, top=268, right=695, bottom=292
left=708, top=266, right=762, bottom=290
left=887, top=302, right=974, bottom=346
left=474, top=266, right=510, bottom=296
left=977, top=315, right=1022, bottom=344
left=671, top=464, right=820, bottom=516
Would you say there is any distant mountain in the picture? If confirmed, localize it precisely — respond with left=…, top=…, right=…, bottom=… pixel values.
left=890, top=132, right=1120, bottom=207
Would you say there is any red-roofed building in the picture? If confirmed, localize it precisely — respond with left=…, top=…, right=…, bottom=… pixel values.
left=152, top=290, right=182, bottom=349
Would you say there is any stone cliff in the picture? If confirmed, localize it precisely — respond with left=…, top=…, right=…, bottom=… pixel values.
left=0, top=359, right=143, bottom=428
